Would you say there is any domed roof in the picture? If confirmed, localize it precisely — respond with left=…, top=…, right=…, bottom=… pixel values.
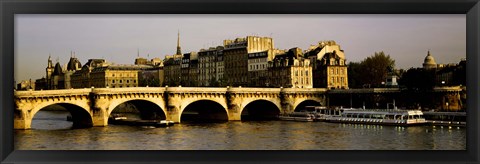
left=423, top=50, right=436, bottom=65
left=67, top=57, right=82, bottom=71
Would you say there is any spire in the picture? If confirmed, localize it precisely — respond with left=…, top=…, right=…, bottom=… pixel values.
left=427, top=49, right=431, bottom=56
left=176, top=30, right=182, bottom=55
left=48, top=54, right=53, bottom=68
left=137, top=48, right=140, bottom=57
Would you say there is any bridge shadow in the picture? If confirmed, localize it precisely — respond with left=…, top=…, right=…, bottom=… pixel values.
left=33, top=103, right=93, bottom=129
left=109, top=100, right=166, bottom=122
left=242, top=100, right=280, bottom=121
left=294, top=100, right=321, bottom=112
left=181, top=100, right=228, bottom=123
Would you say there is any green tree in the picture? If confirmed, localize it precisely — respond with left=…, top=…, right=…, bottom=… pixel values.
left=347, top=62, right=363, bottom=88
left=360, top=51, right=395, bottom=87
left=398, top=68, right=435, bottom=91
left=209, top=78, right=220, bottom=87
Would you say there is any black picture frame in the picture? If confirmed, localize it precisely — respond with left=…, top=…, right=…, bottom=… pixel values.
left=1, top=0, right=479, bottom=164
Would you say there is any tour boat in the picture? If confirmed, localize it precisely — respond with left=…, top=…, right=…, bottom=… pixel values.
left=109, top=114, right=175, bottom=127
left=278, top=112, right=316, bottom=122
left=324, top=108, right=426, bottom=126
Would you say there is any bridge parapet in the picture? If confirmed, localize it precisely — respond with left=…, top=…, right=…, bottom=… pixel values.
left=92, top=87, right=166, bottom=94
left=228, top=87, right=281, bottom=93
left=328, top=88, right=400, bottom=94
left=166, top=87, right=228, bottom=93
left=15, top=88, right=92, bottom=97
left=281, top=88, right=328, bottom=94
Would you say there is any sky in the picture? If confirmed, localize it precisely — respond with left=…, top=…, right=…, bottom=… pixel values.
left=15, top=14, right=466, bottom=82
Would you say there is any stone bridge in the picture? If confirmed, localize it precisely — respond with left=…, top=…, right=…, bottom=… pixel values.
left=14, top=87, right=327, bottom=129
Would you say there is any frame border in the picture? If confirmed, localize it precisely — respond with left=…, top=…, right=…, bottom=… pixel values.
left=1, top=0, right=479, bottom=164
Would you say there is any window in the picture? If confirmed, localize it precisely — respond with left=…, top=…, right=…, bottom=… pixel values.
left=127, top=80, right=129, bottom=83
left=112, top=80, right=115, bottom=83
left=120, top=80, right=123, bottom=83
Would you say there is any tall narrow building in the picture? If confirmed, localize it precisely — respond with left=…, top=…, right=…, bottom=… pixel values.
left=223, top=36, right=274, bottom=87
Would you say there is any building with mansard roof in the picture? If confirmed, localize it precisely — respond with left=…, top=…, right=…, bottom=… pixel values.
left=305, top=40, right=348, bottom=89
left=267, top=47, right=312, bottom=88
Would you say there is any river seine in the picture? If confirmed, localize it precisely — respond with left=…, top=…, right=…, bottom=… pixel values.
left=14, top=110, right=466, bottom=150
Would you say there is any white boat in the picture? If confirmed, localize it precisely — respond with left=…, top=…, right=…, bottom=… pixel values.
left=278, top=112, right=315, bottom=122
left=325, top=108, right=426, bottom=126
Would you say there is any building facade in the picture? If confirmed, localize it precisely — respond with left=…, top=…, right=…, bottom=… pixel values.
left=71, top=59, right=109, bottom=88
left=163, top=54, right=182, bottom=86
left=305, top=41, right=348, bottom=89
left=198, top=47, right=218, bottom=86
left=216, top=48, right=225, bottom=86
left=90, top=64, right=153, bottom=88
left=267, top=48, right=313, bottom=88
left=247, top=50, right=269, bottom=87
left=223, top=36, right=274, bottom=86
left=180, top=52, right=199, bottom=87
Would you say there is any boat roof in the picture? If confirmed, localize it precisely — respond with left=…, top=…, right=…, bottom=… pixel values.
left=342, top=109, right=423, bottom=115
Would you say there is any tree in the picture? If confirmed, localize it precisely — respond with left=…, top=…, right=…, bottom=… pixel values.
left=347, top=62, right=363, bottom=88
left=139, top=78, right=160, bottom=87
left=360, top=51, right=395, bottom=87
left=209, top=78, right=220, bottom=87
left=398, top=68, right=435, bottom=91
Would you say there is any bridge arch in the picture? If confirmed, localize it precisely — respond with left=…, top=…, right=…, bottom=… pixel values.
left=293, top=99, right=323, bottom=112
left=107, top=99, right=167, bottom=120
left=180, top=99, right=229, bottom=122
left=241, top=99, right=281, bottom=120
left=30, top=102, right=93, bottom=129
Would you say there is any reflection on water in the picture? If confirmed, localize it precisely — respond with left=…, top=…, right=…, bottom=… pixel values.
left=14, top=111, right=466, bottom=150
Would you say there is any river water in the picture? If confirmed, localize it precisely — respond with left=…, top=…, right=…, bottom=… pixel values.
left=14, top=110, right=466, bottom=150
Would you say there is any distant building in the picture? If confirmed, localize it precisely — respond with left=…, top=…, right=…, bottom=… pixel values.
left=198, top=46, right=223, bottom=86
left=215, top=47, right=225, bottom=85
left=267, top=48, right=312, bottom=88
left=223, top=36, right=274, bottom=86
left=34, top=78, right=47, bottom=90
left=134, top=57, right=149, bottom=65
left=138, top=67, right=164, bottom=87
left=71, top=59, right=109, bottom=88
left=435, top=59, right=466, bottom=86
left=90, top=64, right=153, bottom=88
left=163, top=54, right=182, bottom=86
left=180, top=52, right=199, bottom=87
left=419, top=50, right=466, bottom=86
left=305, top=41, right=348, bottom=89
left=42, top=53, right=82, bottom=90
left=247, top=50, right=269, bottom=87
left=17, top=79, right=35, bottom=91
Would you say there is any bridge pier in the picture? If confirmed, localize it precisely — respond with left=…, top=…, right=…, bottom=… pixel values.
left=91, top=109, right=109, bottom=127
left=227, top=106, right=241, bottom=121
left=14, top=112, right=31, bottom=130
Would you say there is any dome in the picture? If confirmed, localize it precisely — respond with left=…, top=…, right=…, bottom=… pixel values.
left=423, top=52, right=436, bottom=64
left=423, top=50, right=437, bottom=69
left=67, top=57, right=82, bottom=71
